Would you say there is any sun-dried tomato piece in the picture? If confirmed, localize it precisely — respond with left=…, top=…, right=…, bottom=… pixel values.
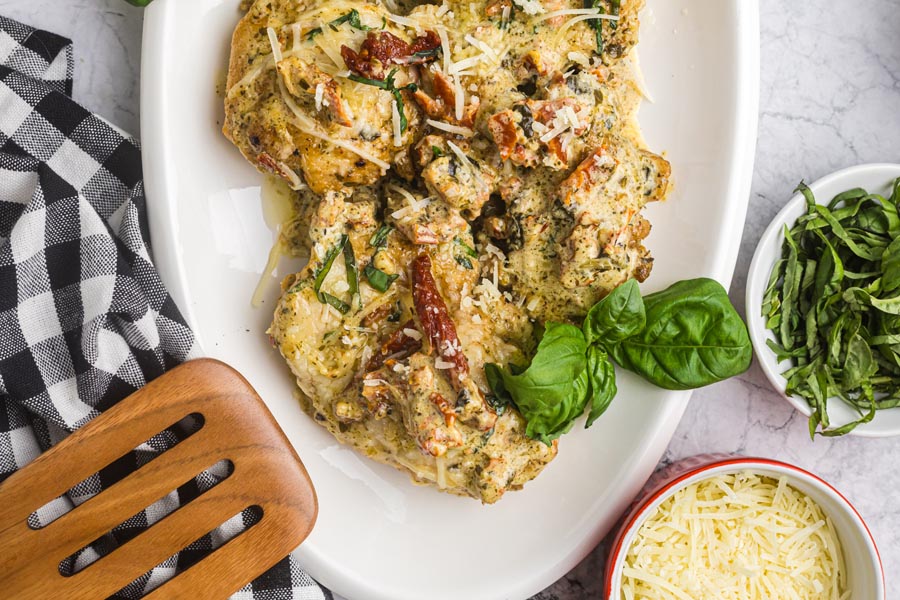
left=412, top=70, right=479, bottom=128
left=366, top=319, right=423, bottom=371
left=410, top=30, right=441, bottom=55
left=411, top=254, right=469, bottom=389
left=430, top=392, right=457, bottom=427
left=341, top=31, right=416, bottom=79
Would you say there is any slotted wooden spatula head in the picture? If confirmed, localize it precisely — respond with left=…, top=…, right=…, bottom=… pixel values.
left=0, top=358, right=317, bottom=599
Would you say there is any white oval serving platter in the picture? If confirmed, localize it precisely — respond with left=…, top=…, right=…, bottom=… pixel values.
left=140, top=1, right=759, bottom=598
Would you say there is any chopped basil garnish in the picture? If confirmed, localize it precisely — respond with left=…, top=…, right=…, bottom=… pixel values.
left=313, top=235, right=347, bottom=297
left=343, top=238, right=358, bottom=296
left=306, top=9, right=373, bottom=41
left=349, top=69, right=418, bottom=133
left=320, top=292, right=350, bottom=314
left=412, top=46, right=442, bottom=60
left=369, top=225, right=393, bottom=248
left=453, top=236, right=478, bottom=258
left=364, top=263, right=400, bottom=292
left=455, top=255, right=474, bottom=270
left=313, top=234, right=356, bottom=312
left=346, top=8, right=374, bottom=31
left=585, top=0, right=620, bottom=55
left=609, top=0, right=621, bottom=30
left=364, top=225, right=398, bottom=292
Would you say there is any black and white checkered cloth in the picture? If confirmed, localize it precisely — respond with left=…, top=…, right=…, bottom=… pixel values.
left=0, top=16, right=329, bottom=600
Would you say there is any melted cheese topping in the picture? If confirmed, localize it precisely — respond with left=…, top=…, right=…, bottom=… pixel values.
left=622, top=472, right=849, bottom=600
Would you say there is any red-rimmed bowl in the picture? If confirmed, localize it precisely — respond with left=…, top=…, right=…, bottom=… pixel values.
left=604, top=455, right=884, bottom=599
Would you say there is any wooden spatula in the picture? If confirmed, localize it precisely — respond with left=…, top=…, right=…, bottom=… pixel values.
left=0, top=358, right=317, bottom=599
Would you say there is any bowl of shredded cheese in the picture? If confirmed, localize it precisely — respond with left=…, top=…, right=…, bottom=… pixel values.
left=604, top=456, right=883, bottom=600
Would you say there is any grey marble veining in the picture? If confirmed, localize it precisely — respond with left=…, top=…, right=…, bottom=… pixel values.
left=0, top=0, right=143, bottom=135
left=6, top=0, right=900, bottom=598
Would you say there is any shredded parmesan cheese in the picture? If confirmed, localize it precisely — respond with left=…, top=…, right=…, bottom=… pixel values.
left=314, top=29, right=348, bottom=71
left=556, top=12, right=619, bottom=40
left=386, top=13, right=424, bottom=33
left=622, top=472, right=848, bottom=600
left=446, top=141, right=474, bottom=171
left=449, top=54, right=484, bottom=74
left=464, top=34, right=498, bottom=63
left=278, top=80, right=390, bottom=170
left=314, top=83, right=325, bottom=111
left=402, top=328, right=423, bottom=341
left=453, top=75, right=465, bottom=121
left=437, top=27, right=452, bottom=74
left=436, top=456, right=448, bottom=489
left=266, top=27, right=284, bottom=63
left=512, top=0, right=545, bottom=16
left=291, top=23, right=302, bottom=51
left=425, top=119, right=474, bottom=137
left=535, top=7, right=619, bottom=23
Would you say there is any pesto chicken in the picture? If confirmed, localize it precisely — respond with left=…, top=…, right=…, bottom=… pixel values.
left=225, top=0, right=670, bottom=502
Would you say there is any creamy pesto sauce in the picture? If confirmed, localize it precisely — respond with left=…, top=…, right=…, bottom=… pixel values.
left=235, top=0, right=669, bottom=502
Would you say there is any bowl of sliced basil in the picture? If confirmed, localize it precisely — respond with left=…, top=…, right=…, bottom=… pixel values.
left=747, top=163, right=900, bottom=437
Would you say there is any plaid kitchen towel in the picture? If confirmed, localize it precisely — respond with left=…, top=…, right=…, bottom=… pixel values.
left=0, top=15, right=329, bottom=600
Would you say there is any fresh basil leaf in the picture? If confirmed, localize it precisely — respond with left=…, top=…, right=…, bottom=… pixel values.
left=844, top=287, right=900, bottom=315
left=583, top=279, right=646, bottom=346
left=369, top=225, right=393, bottom=248
left=314, top=235, right=348, bottom=303
left=346, top=8, right=374, bottom=31
left=585, top=346, right=617, bottom=427
left=320, top=292, right=350, bottom=314
left=484, top=363, right=510, bottom=400
left=348, top=73, right=390, bottom=89
left=610, top=278, right=752, bottom=390
left=485, top=323, right=589, bottom=445
left=843, top=332, right=876, bottom=389
left=343, top=239, right=358, bottom=296
left=818, top=383, right=877, bottom=437
left=363, top=263, right=398, bottom=293
left=453, top=236, right=478, bottom=257
left=882, top=236, right=900, bottom=293
left=455, top=255, right=474, bottom=269
left=780, top=225, right=801, bottom=350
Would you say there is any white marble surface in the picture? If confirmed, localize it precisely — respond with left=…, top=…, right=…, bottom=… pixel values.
left=5, top=0, right=899, bottom=598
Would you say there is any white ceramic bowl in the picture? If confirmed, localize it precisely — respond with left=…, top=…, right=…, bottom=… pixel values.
left=747, top=164, right=900, bottom=437
left=604, top=455, right=884, bottom=600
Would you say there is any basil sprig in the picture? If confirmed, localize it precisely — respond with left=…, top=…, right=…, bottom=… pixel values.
left=486, top=323, right=606, bottom=444
left=608, top=279, right=752, bottom=390
left=487, top=278, right=751, bottom=444
left=764, top=178, right=900, bottom=437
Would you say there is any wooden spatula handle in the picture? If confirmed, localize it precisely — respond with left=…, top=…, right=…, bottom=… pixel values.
left=0, top=358, right=318, bottom=599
